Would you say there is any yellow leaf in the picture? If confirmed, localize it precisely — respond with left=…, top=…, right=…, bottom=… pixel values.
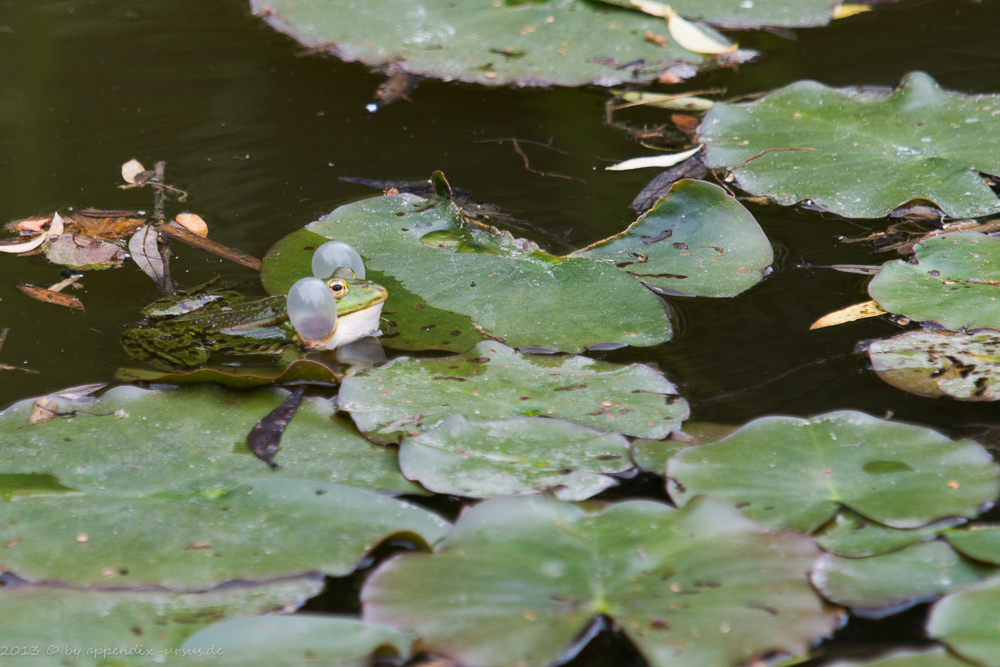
left=664, top=5, right=736, bottom=55
left=28, top=397, right=57, bottom=426
left=0, top=233, right=49, bottom=254
left=121, top=158, right=146, bottom=184
left=606, top=145, right=703, bottom=171
left=810, top=300, right=887, bottom=330
left=629, top=0, right=669, bottom=18
left=174, top=212, right=209, bottom=237
left=832, top=4, right=872, bottom=19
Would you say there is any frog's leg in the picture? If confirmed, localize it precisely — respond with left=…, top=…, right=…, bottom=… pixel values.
left=120, top=329, right=211, bottom=370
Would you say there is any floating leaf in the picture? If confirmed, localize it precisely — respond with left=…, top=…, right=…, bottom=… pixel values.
left=811, top=541, right=997, bottom=616
left=869, top=232, right=1000, bottom=330
left=262, top=229, right=486, bottom=354
left=181, top=615, right=413, bottom=667
left=2, top=384, right=424, bottom=496
left=946, top=525, right=1000, bottom=565
left=868, top=328, right=1000, bottom=401
left=399, top=414, right=633, bottom=500
left=175, top=212, right=209, bottom=236
left=928, top=575, right=1000, bottom=667
left=68, top=209, right=146, bottom=239
left=667, top=410, right=1000, bottom=532
left=631, top=422, right=736, bottom=474
left=362, top=495, right=839, bottom=667
left=823, top=647, right=975, bottom=667
left=0, top=212, right=63, bottom=254
left=662, top=5, right=737, bottom=54
left=603, top=0, right=858, bottom=28
left=297, top=192, right=673, bottom=352
left=617, top=91, right=716, bottom=112
left=0, top=576, right=324, bottom=663
left=700, top=72, right=1000, bottom=218
left=128, top=224, right=167, bottom=288
left=831, top=4, right=872, bottom=20
left=44, top=233, right=127, bottom=270
left=17, top=284, right=86, bottom=312
left=810, top=300, right=886, bottom=330
left=121, top=158, right=146, bottom=184
left=339, top=341, right=689, bottom=444
left=250, top=0, right=714, bottom=88
left=573, top=180, right=773, bottom=298
left=606, top=146, right=703, bottom=171
left=814, top=509, right=965, bottom=558
left=0, top=478, right=449, bottom=589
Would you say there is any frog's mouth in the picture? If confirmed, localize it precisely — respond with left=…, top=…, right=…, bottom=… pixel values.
left=325, top=301, right=386, bottom=349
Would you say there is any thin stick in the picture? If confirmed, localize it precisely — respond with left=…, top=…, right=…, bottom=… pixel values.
left=729, top=146, right=820, bottom=169
left=158, top=224, right=262, bottom=272
left=700, top=352, right=856, bottom=403
left=152, top=161, right=178, bottom=294
left=511, top=140, right=584, bottom=182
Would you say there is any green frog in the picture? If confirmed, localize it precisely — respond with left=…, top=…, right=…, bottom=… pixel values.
left=121, top=276, right=388, bottom=370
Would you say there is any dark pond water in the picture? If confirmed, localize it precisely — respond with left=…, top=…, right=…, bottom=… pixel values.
left=2, top=0, right=999, bottom=664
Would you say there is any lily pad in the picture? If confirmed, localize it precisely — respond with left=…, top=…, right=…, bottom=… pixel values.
left=0, top=479, right=449, bottom=589
left=0, top=576, right=324, bottom=666
left=868, top=328, right=1000, bottom=401
left=597, top=0, right=855, bottom=29
left=250, top=0, right=709, bottom=88
left=823, top=647, right=980, bottom=667
left=398, top=414, right=633, bottom=500
left=339, top=341, right=689, bottom=444
left=115, top=356, right=341, bottom=389
left=180, top=615, right=413, bottom=667
left=632, top=422, right=736, bottom=474
left=666, top=410, right=1000, bottom=532
left=700, top=72, right=1000, bottom=219
left=362, top=495, right=839, bottom=667
left=0, top=385, right=424, bottom=496
left=262, top=228, right=486, bottom=353
left=868, top=232, right=1000, bottom=331
left=572, top=180, right=773, bottom=297
left=928, top=575, right=1000, bottom=667
left=300, top=192, right=672, bottom=353
left=811, top=541, right=998, bottom=617
left=946, top=525, right=1000, bottom=565
left=814, top=509, right=965, bottom=558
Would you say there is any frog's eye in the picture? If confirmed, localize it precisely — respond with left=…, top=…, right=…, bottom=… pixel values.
left=312, top=241, right=366, bottom=280
left=287, top=277, right=338, bottom=344
left=327, top=279, right=349, bottom=299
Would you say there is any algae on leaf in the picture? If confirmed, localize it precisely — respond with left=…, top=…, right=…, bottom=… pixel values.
left=250, top=0, right=711, bottom=87
left=700, top=72, right=1000, bottom=218
left=362, top=495, right=839, bottom=667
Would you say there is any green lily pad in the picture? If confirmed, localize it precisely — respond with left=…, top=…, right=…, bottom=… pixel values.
left=180, top=615, right=413, bottom=667
left=1, top=384, right=424, bottom=496
left=631, top=422, right=736, bottom=475
left=823, top=647, right=980, bottom=667
left=811, top=541, right=998, bottom=616
left=868, top=232, right=1000, bottom=331
left=946, top=525, right=1000, bottom=565
left=0, top=576, right=324, bottom=666
left=250, top=0, right=709, bottom=88
left=596, top=0, right=854, bottom=29
left=814, top=509, right=965, bottom=558
left=572, top=180, right=772, bottom=297
left=667, top=410, right=1000, bottom=532
left=115, top=357, right=341, bottom=389
left=928, top=575, right=1000, bottom=667
left=700, top=72, right=1000, bottom=219
left=868, top=328, right=1000, bottom=401
left=262, top=228, right=485, bottom=353
left=398, top=414, right=633, bottom=500
left=362, top=495, right=839, bottom=667
left=300, top=193, right=672, bottom=353
left=339, top=341, right=689, bottom=444
left=0, top=479, right=449, bottom=589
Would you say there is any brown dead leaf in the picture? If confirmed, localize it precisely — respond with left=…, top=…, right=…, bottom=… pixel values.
left=69, top=212, right=147, bottom=240
left=13, top=217, right=50, bottom=234
left=671, top=114, right=699, bottom=133
left=121, top=158, right=145, bottom=184
left=810, top=300, right=886, bottom=330
left=644, top=30, right=668, bottom=47
left=28, top=397, right=57, bottom=425
left=174, top=212, right=209, bottom=237
left=18, top=284, right=86, bottom=312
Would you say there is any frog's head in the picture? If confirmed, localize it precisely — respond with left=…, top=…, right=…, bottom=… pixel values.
left=287, top=242, right=388, bottom=350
